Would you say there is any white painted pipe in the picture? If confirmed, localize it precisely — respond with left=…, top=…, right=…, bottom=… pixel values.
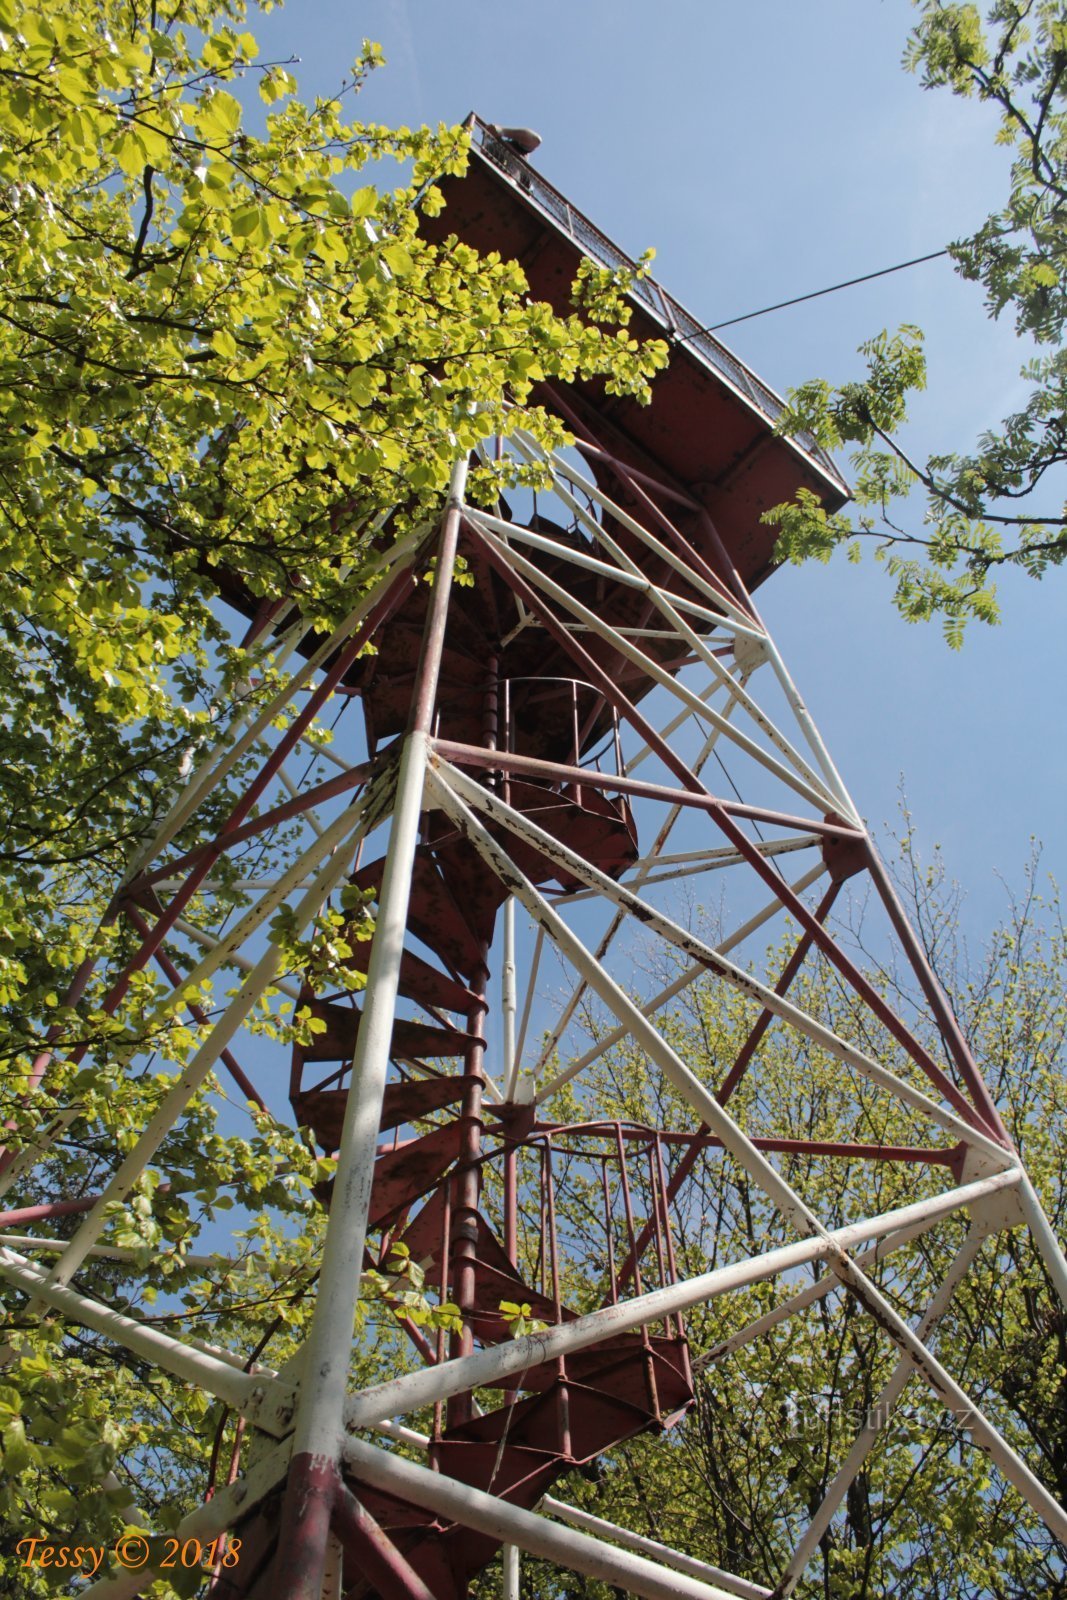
left=289, top=736, right=433, bottom=1466
left=536, top=862, right=826, bottom=1102
left=287, top=453, right=469, bottom=1475
left=583, top=840, right=820, bottom=875
left=429, top=768, right=1067, bottom=1536
left=513, top=924, right=544, bottom=1084
left=438, top=761, right=1009, bottom=1163
left=509, top=429, right=757, bottom=632
left=0, top=1234, right=229, bottom=1270
left=502, top=896, right=518, bottom=1099
left=78, top=1440, right=293, bottom=1600
left=641, top=584, right=838, bottom=809
left=477, top=523, right=831, bottom=814
left=501, top=1540, right=520, bottom=1600
left=556, top=833, right=819, bottom=904
left=0, top=1247, right=294, bottom=1431
left=173, top=916, right=301, bottom=1000
left=695, top=1212, right=949, bottom=1369
left=150, top=783, right=379, bottom=997
left=493, top=465, right=838, bottom=810
left=119, top=503, right=399, bottom=880
left=757, top=627, right=858, bottom=821
left=826, top=1230, right=1067, bottom=1543
left=143, top=531, right=423, bottom=863
left=1018, top=1170, right=1067, bottom=1312
left=343, top=1436, right=746, bottom=1600
left=36, top=803, right=370, bottom=1288
left=540, top=1497, right=771, bottom=1600
left=370, top=1413, right=766, bottom=1599
left=0, top=793, right=371, bottom=1203
left=776, top=1227, right=985, bottom=1592
left=467, top=506, right=734, bottom=634
left=530, top=687, right=748, bottom=1084
left=339, top=1170, right=1020, bottom=1432
left=299, top=733, right=364, bottom=774
left=430, top=765, right=823, bottom=1237
left=0, top=791, right=376, bottom=1208
left=626, top=678, right=734, bottom=775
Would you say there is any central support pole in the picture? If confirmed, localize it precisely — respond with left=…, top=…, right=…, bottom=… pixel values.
left=274, top=457, right=469, bottom=1600
left=448, top=655, right=498, bottom=1437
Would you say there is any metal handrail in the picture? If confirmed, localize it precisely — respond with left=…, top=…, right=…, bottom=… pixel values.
left=465, top=113, right=847, bottom=495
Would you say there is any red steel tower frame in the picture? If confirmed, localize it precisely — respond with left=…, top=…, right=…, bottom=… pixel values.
left=1, top=117, right=1065, bottom=1600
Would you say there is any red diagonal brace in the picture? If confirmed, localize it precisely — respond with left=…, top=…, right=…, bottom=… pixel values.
left=333, top=1485, right=439, bottom=1600
left=717, top=880, right=841, bottom=1105
left=466, top=521, right=1006, bottom=1145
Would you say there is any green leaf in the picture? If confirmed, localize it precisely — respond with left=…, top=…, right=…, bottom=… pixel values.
left=381, top=242, right=413, bottom=277
left=230, top=206, right=261, bottom=239
left=210, top=328, right=238, bottom=359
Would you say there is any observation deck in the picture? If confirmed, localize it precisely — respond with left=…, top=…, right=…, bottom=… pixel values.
left=418, top=112, right=849, bottom=592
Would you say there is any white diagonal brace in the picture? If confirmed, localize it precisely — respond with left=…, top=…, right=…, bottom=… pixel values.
left=371, top=1415, right=771, bottom=1600
left=776, top=1226, right=985, bottom=1595
left=482, top=480, right=844, bottom=810
left=525, top=430, right=859, bottom=816
left=173, top=916, right=302, bottom=1000
left=340, top=1172, right=1017, bottom=1431
left=557, top=834, right=819, bottom=902
left=137, top=529, right=426, bottom=869
left=0, top=788, right=381, bottom=1206
left=511, top=429, right=757, bottom=631
left=512, top=923, right=545, bottom=1094
left=809, top=1227, right=1067, bottom=1544
left=35, top=801, right=371, bottom=1290
left=427, top=766, right=1067, bottom=1540
left=285, top=448, right=471, bottom=1498
left=756, top=626, right=858, bottom=820
left=644, top=586, right=844, bottom=815
left=0, top=1246, right=296, bottom=1434
left=627, top=677, right=738, bottom=776
left=467, top=506, right=742, bottom=636
left=537, top=862, right=827, bottom=1103
left=435, top=759, right=1009, bottom=1163
left=0, top=1234, right=232, bottom=1270
left=694, top=1211, right=956, bottom=1371
left=530, top=684, right=750, bottom=1082
left=345, top=1436, right=741, bottom=1600
left=540, top=1498, right=772, bottom=1600
left=474, top=521, right=833, bottom=813
left=79, top=1439, right=293, bottom=1600
left=1018, top=1170, right=1067, bottom=1313
left=427, top=765, right=822, bottom=1233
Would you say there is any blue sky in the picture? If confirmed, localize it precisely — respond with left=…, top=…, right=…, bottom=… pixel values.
left=250, top=0, right=1066, bottom=939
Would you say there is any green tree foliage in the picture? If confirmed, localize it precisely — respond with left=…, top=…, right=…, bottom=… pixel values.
left=510, top=846, right=1067, bottom=1600
left=0, top=0, right=665, bottom=1034
left=767, top=1, right=1067, bottom=644
left=0, top=2, right=666, bottom=1591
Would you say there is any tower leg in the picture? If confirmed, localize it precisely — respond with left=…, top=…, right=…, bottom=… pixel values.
left=273, top=459, right=470, bottom=1599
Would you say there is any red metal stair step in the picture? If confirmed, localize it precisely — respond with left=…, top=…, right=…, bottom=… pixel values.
left=366, top=1121, right=466, bottom=1229
left=313, top=1121, right=465, bottom=1223
left=293, top=1074, right=481, bottom=1153
left=340, top=936, right=478, bottom=1014
left=350, top=849, right=485, bottom=979
left=480, top=1331, right=692, bottom=1407
left=295, top=997, right=478, bottom=1064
